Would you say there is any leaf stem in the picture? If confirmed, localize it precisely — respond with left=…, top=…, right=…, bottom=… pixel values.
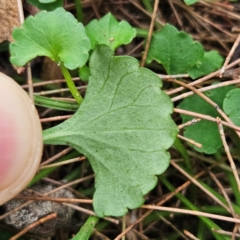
left=59, top=63, right=83, bottom=105
left=34, top=95, right=79, bottom=112
left=75, top=0, right=84, bottom=22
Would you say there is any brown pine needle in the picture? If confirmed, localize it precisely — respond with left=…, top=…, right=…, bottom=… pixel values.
left=157, top=215, right=188, bottom=240
left=212, top=228, right=240, bottom=237
left=170, top=161, right=231, bottom=213
left=0, top=175, right=94, bottom=220
left=40, top=114, right=73, bottom=123
left=171, top=79, right=240, bottom=102
left=174, top=108, right=240, bottom=133
left=22, top=77, right=80, bottom=88
left=167, top=79, right=237, bottom=134
left=34, top=86, right=86, bottom=96
left=220, top=34, right=240, bottom=76
left=10, top=213, right=57, bottom=240
left=183, top=230, right=200, bottom=240
left=167, top=58, right=240, bottom=96
left=140, top=0, right=159, bottom=67
left=40, top=147, right=73, bottom=166
left=114, top=164, right=217, bottom=240
left=217, top=117, right=240, bottom=191
left=178, top=118, right=201, bottom=129
left=232, top=224, right=239, bottom=240
left=63, top=203, right=119, bottom=224
left=27, top=62, right=34, bottom=101
left=141, top=205, right=240, bottom=224
left=177, top=134, right=202, bottom=148
left=15, top=195, right=92, bottom=204
left=40, top=156, right=86, bottom=169
left=159, top=73, right=189, bottom=79
left=208, top=170, right=235, bottom=217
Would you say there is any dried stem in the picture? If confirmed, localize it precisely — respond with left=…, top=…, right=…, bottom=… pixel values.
left=140, top=0, right=159, bottom=67
left=220, top=34, right=240, bottom=76
left=216, top=117, right=240, bottom=190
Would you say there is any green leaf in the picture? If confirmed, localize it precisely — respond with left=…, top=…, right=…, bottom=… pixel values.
left=188, top=51, right=223, bottom=79
left=178, top=84, right=234, bottom=154
left=79, top=65, right=90, bottom=82
left=146, top=24, right=204, bottom=74
left=10, top=7, right=90, bottom=69
left=71, top=216, right=98, bottom=240
left=223, top=88, right=240, bottom=126
left=26, top=0, right=63, bottom=11
left=43, top=45, right=178, bottom=217
left=85, top=13, right=136, bottom=51
left=184, top=0, right=198, bottom=5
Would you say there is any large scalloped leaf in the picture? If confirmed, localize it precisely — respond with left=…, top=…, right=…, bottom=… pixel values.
left=223, top=88, right=240, bottom=126
left=146, top=24, right=204, bottom=74
left=43, top=45, right=178, bottom=217
left=178, top=84, right=234, bottom=154
left=10, top=7, right=90, bottom=69
left=85, top=13, right=136, bottom=51
left=188, top=51, right=223, bottom=79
